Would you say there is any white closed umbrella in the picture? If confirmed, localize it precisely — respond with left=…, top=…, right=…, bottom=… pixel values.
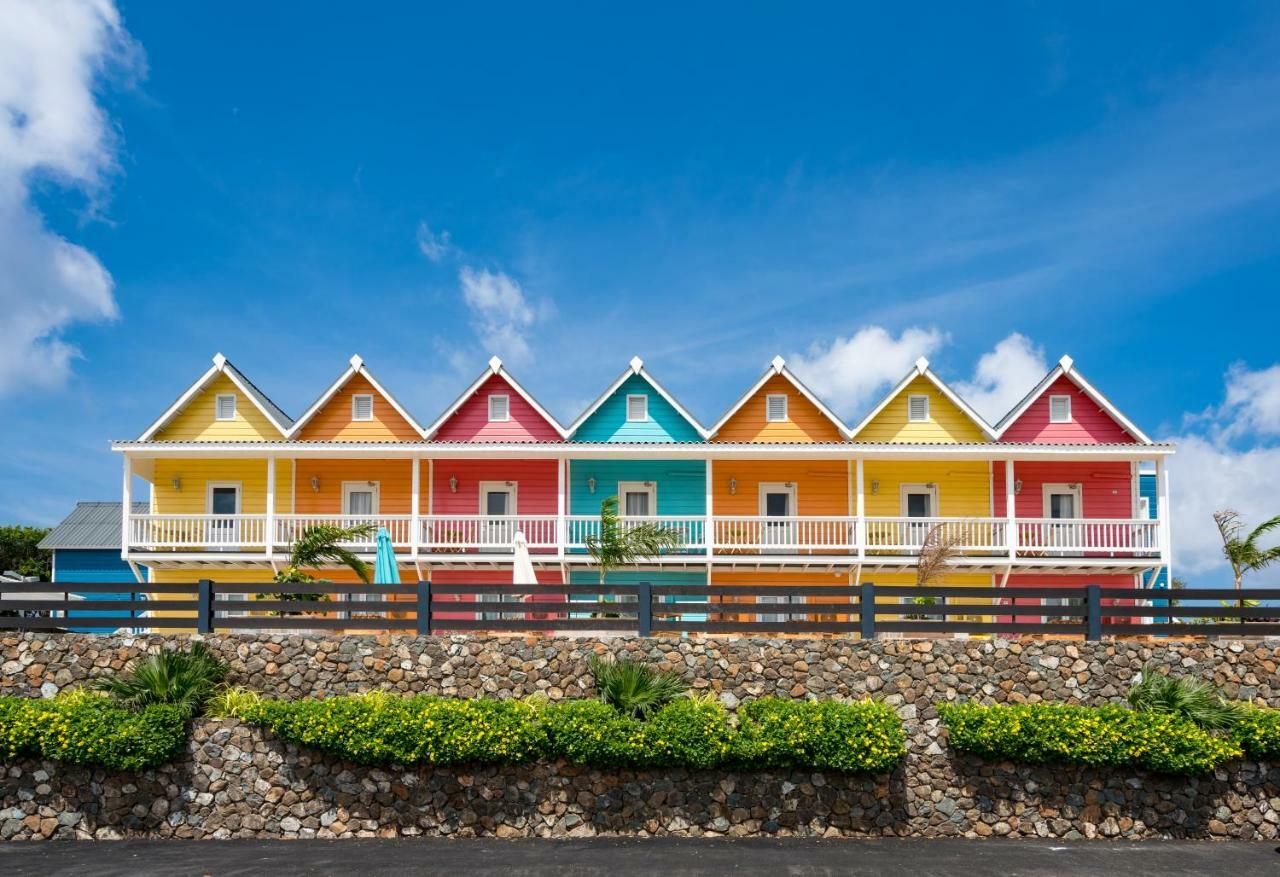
left=512, top=531, right=537, bottom=585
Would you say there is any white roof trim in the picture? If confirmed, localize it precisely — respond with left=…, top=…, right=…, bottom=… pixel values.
left=138, top=354, right=292, bottom=441
left=708, top=356, right=850, bottom=439
left=993, top=355, right=1152, bottom=444
left=287, top=355, right=427, bottom=439
left=422, top=356, right=569, bottom=440
left=567, top=357, right=709, bottom=439
left=848, top=358, right=996, bottom=440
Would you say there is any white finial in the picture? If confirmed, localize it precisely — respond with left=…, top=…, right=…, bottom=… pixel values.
left=1059, top=355, right=1074, bottom=372
left=349, top=354, right=364, bottom=369
left=770, top=355, right=786, bottom=373
left=628, top=356, right=644, bottom=373
left=914, top=356, right=930, bottom=373
left=211, top=353, right=227, bottom=369
left=487, top=355, right=503, bottom=372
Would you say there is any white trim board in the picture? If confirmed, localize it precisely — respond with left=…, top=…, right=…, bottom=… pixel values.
left=138, top=353, right=293, bottom=440
left=847, top=357, right=996, bottom=440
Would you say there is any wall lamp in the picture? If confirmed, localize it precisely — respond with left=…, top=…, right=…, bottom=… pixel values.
left=170, top=477, right=182, bottom=492
left=870, top=480, right=879, bottom=495
left=1014, top=479, right=1023, bottom=495
left=449, top=476, right=458, bottom=493
left=728, top=478, right=737, bottom=495
left=587, top=476, right=597, bottom=494
left=310, top=476, right=321, bottom=493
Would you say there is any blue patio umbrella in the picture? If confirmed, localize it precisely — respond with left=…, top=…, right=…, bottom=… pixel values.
left=373, top=527, right=400, bottom=585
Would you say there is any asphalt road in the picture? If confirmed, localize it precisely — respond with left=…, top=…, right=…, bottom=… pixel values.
left=1, top=837, right=1276, bottom=876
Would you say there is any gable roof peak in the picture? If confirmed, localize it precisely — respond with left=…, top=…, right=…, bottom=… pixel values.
left=138, top=353, right=291, bottom=440
left=211, top=352, right=227, bottom=369
left=487, top=355, right=503, bottom=372
left=770, top=355, right=786, bottom=373
left=628, top=355, right=644, bottom=374
left=1058, top=354, right=1075, bottom=373
left=993, top=356, right=1151, bottom=443
left=286, top=355, right=426, bottom=439
left=914, top=356, right=930, bottom=374
left=349, top=354, right=364, bottom=369
left=707, top=356, right=850, bottom=440
left=423, top=357, right=568, bottom=439
left=847, top=359, right=994, bottom=440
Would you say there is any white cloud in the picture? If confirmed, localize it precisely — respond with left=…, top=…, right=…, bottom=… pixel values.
left=0, top=0, right=139, bottom=395
left=788, top=325, right=947, bottom=416
left=1213, top=363, right=1280, bottom=441
left=458, top=266, right=536, bottom=362
left=954, top=333, right=1048, bottom=424
left=416, top=220, right=452, bottom=263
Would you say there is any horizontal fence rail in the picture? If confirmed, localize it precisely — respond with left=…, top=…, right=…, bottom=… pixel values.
left=2, top=582, right=1277, bottom=640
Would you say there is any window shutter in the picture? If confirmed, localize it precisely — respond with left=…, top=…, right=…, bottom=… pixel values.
left=627, top=394, right=648, bottom=421
left=907, top=395, right=929, bottom=422
left=216, top=394, right=236, bottom=421
left=1049, top=395, right=1071, bottom=423
left=352, top=395, right=374, bottom=421
left=488, top=394, right=510, bottom=422
left=766, top=394, right=788, bottom=422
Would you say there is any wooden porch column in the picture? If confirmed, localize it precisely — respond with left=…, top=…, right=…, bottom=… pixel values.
left=556, top=457, right=566, bottom=560
left=120, top=454, right=133, bottom=561
left=705, top=459, right=714, bottom=559
left=1156, top=457, right=1172, bottom=584
left=265, top=456, right=276, bottom=558
left=854, top=457, right=866, bottom=560
left=411, top=456, right=421, bottom=559
left=1005, top=459, right=1017, bottom=560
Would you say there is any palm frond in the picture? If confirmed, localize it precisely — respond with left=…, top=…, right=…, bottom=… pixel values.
left=284, top=524, right=375, bottom=583
left=1127, top=661, right=1247, bottom=731
left=587, top=653, right=689, bottom=719
left=585, top=496, right=684, bottom=582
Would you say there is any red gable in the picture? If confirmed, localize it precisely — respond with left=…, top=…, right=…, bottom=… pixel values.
left=432, top=373, right=563, bottom=442
left=1000, top=374, right=1137, bottom=444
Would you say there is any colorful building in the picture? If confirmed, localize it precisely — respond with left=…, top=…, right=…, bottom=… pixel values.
left=112, top=350, right=1171, bottom=624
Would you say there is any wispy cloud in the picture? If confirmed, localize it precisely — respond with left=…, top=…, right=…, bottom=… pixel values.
left=416, top=220, right=453, bottom=263
left=458, top=266, right=538, bottom=363
left=0, top=0, right=141, bottom=396
left=788, top=326, right=947, bottom=417
left=954, top=333, right=1048, bottom=425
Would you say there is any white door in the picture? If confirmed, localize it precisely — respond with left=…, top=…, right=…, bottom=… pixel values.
left=480, top=482, right=517, bottom=549
left=207, top=483, right=241, bottom=549
left=342, top=482, right=379, bottom=546
left=1042, top=483, right=1082, bottom=551
left=900, top=484, right=938, bottom=547
left=759, top=483, right=797, bottom=551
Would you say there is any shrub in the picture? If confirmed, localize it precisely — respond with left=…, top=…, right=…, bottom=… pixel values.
left=92, top=641, right=227, bottom=720
left=540, top=698, right=642, bottom=767
left=733, top=698, right=906, bottom=774
left=0, top=693, right=186, bottom=771
left=206, top=685, right=263, bottom=718
left=938, top=702, right=1241, bottom=775
left=638, top=697, right=734, bottom=769
left=1127, top=662, right=1247, bottom=731
left=587, top=654, right=688, bottom=719
left=1234, top=707, right=1280, bottom=760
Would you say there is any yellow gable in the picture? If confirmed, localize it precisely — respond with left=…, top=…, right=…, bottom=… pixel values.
left=153, top=373, right=286, bottom=441
left=714, top=374, right=844, bottom=442
left=853, top=375, right=986, bottom=443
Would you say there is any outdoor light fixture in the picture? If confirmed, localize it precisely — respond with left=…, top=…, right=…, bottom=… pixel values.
left=588, top=476, right=596, bottom=494
left=870, top=480, right=879, bottom=495
left=170, top=477, right=181, bottom=491
left=728, top=478, right=737, bottom=495
left=310, top=476, right=320, bottom=492
left=1014, top=479, right=1023, bottom=495
left=449, top=476, right=458, bottom=493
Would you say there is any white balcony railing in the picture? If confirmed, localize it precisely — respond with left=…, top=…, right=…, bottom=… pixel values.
left=864, top=516, right=1008, bottom=554
left=1015, top=518, right=1161, bottom=556
left=712, top=516, right=855, bottom=552
left=128, top=514, right=268, bottom=550
left=273, top=514, right=415, bottom=548
left=421, top=515, right=560, bottom=552
left=565, top=515, right=707, bottom=553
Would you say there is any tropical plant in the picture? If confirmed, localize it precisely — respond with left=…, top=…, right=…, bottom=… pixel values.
left=585, top=496, right=683, bottom=583
left=904, top=523, right=965, bottom=619
left=587, top=653, right=689, bottom=719
left=275, top=523, right=376, bottom=584
left=1213, top=509, right=1280, bottom=591
left=91, top=641, right=228, bottom=720
left=1127, top=661, right=1247, bottom=732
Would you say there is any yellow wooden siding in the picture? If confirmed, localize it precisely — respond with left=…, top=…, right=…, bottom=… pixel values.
left=853, top=376, right=986, bottom=443
left=714, top=375, right=844, bottom=443
left=712, top=460, right=848, bottom=516
left=861, top=460, right=991, bottom=517
left=151, top=459, right=294, bottom=514
left=296, top=374, right=421, bottom=441
left=153, top=374, right=285, bottom=441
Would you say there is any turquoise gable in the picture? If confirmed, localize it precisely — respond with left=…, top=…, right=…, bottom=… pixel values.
left=571, top=373, right=703, bottom=442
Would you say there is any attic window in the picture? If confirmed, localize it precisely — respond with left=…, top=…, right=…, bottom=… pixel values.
left=907, top=394, right=929, bottom=422
left=488, top=394, right=510, bottom=422
left=352, top=394, right=374, bottom=421
left=766, top=394, right=788, bottom=422
left=626, top=394, right=648, bottom=422
left=1049, top=395, right=1072, bottom=423
left=215, top=394, right=236, bottom=421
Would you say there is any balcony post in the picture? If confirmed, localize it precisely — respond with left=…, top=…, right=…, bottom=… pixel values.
left=1004, top=459, right=1017, bottom=560
left=265, top=456, right=276, bottom=558
left=705, top=459, right=714, bottom=559
left=556, top=457, right=566, bottom=560
left=120, top=454, right=133, bottom=560
left=855, top=458, right=866, bottom=559
left=1156, top=457, right=1172, bottom=584
left=411, top=456, right=421, bottom=559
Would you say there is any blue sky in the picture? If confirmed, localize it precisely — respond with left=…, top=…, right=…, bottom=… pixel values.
left=3, top=1, right=1280, bottom=581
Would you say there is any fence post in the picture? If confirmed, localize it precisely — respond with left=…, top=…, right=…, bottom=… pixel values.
left=1085, top=583, right=1102, bottom=641
left=416, top=580, right=432, bottom=636
left=859, top=581, right=876, bottom=640
left=637, top=581, right=652, bottom=637
left=197, top=579, right=213, bottom=634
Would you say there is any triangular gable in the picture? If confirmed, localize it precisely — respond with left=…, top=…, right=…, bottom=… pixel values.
left=995, top=356, right=1149, bottom=444
left=140, top=353, right=292, bottom=441
left=849, top=357, right=994, bottom=443
left=289, top=355, right=425, bottom=441
left=710, top=356, right=848, bottom=442
left=568, top=357, right=707, bottom=442
left=425, top=356, right=567, bottom=441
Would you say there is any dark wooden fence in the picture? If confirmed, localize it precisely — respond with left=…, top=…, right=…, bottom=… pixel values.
left=1, top=581, right=1276, bottom=640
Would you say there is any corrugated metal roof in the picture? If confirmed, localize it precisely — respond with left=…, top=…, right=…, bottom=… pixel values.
left=38, top=502, right=149, bottom=550
left=110, top=439, right=1174, bottom=449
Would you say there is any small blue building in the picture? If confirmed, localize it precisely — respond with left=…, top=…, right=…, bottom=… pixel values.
left=39, top=502, right=148, bottom=629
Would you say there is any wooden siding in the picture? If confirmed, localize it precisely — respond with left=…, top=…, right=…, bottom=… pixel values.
left=151, top=459, right=294, bottom=514
left=295, top=459, right=418, bottom=514
left=992, top=461, right=1133, bottom=518
left=853, top=376, right=986, bottom=443
left=568, top=459, right=706, bottom=515
left=433, top=374, right=563, bottom=442
left=1000, top=375, right=1137, bottom=444
left=714, top=374, right=843, bottom=443
left=296, top=373, right=421, bottom=442
left=862, top=461, right=991, bottom=517
left=572, top=374, right=703, bottom=442
left=432, top=459, right=558, bottom=515
left=153, top=374, right=285, bottom=441
left=711, top=460, right=849, bottom=516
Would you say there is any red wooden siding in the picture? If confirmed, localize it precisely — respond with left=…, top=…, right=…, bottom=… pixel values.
left=1000, top=376, right=1137, bottom=444
left=433, top=374, right=562, bottom=442
left=430, top=459, right=559, bottom=516
left=992, top=461, right=1134, bottom=518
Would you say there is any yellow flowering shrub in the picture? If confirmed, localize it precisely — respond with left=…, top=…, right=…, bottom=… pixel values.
left=0, top=693, right=186, bottom=771
left=1234, top=707, right=1280, bottom=760
left=733, top=698, right=906, bottom=773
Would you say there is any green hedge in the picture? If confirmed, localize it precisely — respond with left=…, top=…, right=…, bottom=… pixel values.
left=236, top=694, right=900, bottom=773
left=0, top=694, right=187, bottom=771
left=1234, top=708, right=1280, bottom=760
left=938, top=702, right=1242, bottom=775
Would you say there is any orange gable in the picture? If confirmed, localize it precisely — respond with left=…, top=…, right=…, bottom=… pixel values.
left=714, top=373, right=844, bottom=442
left=296, top=373, right=420, bottom=441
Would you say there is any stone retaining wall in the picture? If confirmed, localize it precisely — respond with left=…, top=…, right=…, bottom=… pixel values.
left=2, top=633, right=1279, bottom=840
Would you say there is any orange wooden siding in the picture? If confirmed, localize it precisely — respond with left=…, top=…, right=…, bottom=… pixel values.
left=711, top=460, right=849, bottom=516
left=296, top=374, right=421, bottom=441
left=714, top=374, right=844, bottom=443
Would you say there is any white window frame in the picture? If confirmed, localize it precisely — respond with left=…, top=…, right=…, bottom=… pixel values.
left=1138, top=496, right=1151, bottom=520
left=1048, top=394, right=1072, bottom=423
left=342, top=481, right=380, bottom=520
left=215, top=394, right=237, bottom=421
left=205, top=481, right=243, bottom=551
left=1041, top=595, right=1085, bottom=626
left=626, top=394, right=648, bottom=422
left=478, top=482, right=518, bottom=552
left=899, top=483, right=939, bottom=517
left=757, top=593, right=803, bottom=624
left=907, top=394, right=930, bottom=422
left=1041, top=483, right=1082, bottom=518
left=758, top=482, right=798, bottom=552
left=765, top=393, right=788, bottom=422
left=617, top=481, right=657, bottom=517
left=351, top=394, right=374, bottom=422
left=488, top=394, right=511, bottom=422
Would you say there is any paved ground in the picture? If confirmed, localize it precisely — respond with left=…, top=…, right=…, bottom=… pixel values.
left=0, top=837, right=1276, bottom=876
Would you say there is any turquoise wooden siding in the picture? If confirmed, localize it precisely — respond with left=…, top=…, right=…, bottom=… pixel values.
left=1139, top=473, right=1169, bottom=591
left=572, top=373, right=703, bottom=442
left=568, top=459, right=706, bottom=516
left=569, top=570, right=705, bottom=586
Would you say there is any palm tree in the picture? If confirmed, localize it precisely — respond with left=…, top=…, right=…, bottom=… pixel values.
left=275, top=523, right=376, bottom=585
left=585, top=496, right=683, bottom=583
left=1213, top=510, right=1280, bottom=591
